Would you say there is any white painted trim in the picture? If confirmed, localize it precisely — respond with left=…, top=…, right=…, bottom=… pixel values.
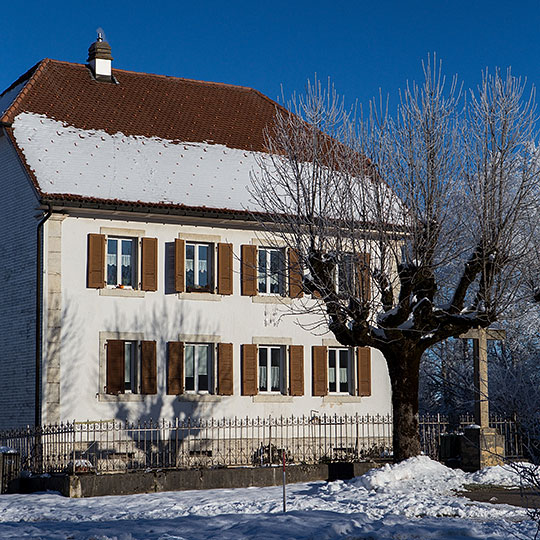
left=178, top=334, right=221, bottom=343
left=100, top=227, right=145, bottom=237
left=99, top=288, right=145, bottom=298
left=178, top=232, right=222, bottom=243
left=252, top=337, right=292, bottom=345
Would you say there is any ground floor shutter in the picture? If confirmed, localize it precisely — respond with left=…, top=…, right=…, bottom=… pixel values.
left=217, top=343, right=234, bottom=395
left=289, top=345, right=304, bottom=396
left=141, top=237, right=158, bottom=291
left=241, top=245, right=258, bottom=296
left=312, top=346, right=328, bottom=396
left=141, top=340, right=157, bottom=394
left=357, top=347, right=372, bottom=396
left=167, top=341, right=184, bottom=395
left=106, top=340, right=124, bottom=394
left=241, top=344, right=258, bottom=395
left=87, top=233, right=105, bottom=288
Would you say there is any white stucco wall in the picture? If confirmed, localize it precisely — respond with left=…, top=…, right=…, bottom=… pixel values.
left=0, top=133, right=40, bottom=429
left=51, top=212, right=392, bottom=424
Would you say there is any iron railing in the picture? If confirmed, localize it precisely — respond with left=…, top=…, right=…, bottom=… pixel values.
left=0, top=413, right=525, bottom=474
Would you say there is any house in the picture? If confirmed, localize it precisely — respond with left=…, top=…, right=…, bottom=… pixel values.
left=0, top=36, right=392, bottom=430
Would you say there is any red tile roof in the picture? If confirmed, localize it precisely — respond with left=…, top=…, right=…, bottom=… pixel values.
left=1, top=58, right=280, bottom=153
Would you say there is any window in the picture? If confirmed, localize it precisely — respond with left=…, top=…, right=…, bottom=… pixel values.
left=185, top=242, right=213, bottom=291
left=328, top=348, right=351, bottom=393
left=258, top=345, right=283, bottom=392
left=258, top=248, right=284, bottom=294
left=185, top=343, right=213, bottom=392
left=104, top=339, right=157, bottom=396
left=107, top=237, right=137, bottom=288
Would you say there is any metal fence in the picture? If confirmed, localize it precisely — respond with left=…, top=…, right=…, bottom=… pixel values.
left=0, top=413, right=526, bottom=474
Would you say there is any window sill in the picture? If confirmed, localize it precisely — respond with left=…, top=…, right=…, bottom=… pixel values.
left=322, top=395, right=362, bottom=404
left=252, top=296, right=292, bottom=305
left=98, top=393, right=146, bottom=402
left=99, top=288, right=145, bottom=298
left=252, top=394, right=294, bottom=403
left=178, top=292, right=222, bottom=302
left=177, top=394, right=222, bottom=402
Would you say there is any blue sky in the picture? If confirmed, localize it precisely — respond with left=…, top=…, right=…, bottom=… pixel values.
left=2, top=0, right=540, bottom=112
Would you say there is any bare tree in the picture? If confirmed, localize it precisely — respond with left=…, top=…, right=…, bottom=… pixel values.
left=249, top=60, right=540, bottom=462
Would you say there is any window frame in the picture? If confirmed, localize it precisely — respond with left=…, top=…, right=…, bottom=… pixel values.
left=257, top=247, right=285, bottom=295
left=106, top=236, right=138, bottom=289
left=328, top=347, right=353, bottom=395
left=184, top=342, right=214, bottom=394
left=258, top=345, right=285, bottom=393
left=185, top=241, right=215, bottom=293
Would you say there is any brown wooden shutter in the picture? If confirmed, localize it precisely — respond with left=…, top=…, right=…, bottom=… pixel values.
left=241, top=344, right=258, bottom=395
left=356, top=252, right=371, bottom=302
left=218, top=343, right=234, bottom=395
left=141, top=340, right=157, bottom=394
left=106, top=340, right=124, bottom=394
left=218, top=243, right=233, bottom=295
left=87, top=233, right=105, bottom=288
left=167, top=341, right=184, bottom=395
left=288, top=249, right=304, bottom=298
left=241, top=245, right=258, bottom=296
left=357, top=347, right=372, bottom=396
left=175, top=239, right=185, bottom=293
left=141, top=237, right=158, bottom=291
left=289, top=345, right=304, bottom=396
left=312, top=346, right=328, bottom=396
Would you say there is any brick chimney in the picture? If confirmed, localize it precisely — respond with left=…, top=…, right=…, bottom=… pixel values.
left=87, top=31, right=113, bottom=82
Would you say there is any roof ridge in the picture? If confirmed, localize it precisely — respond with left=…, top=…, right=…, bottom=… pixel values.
left=43, top=57, right=263, bottom=94
left=1, top=58, right=51, bottom=124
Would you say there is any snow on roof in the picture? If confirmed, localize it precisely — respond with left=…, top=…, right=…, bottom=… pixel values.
left=12, top=112, right=261, bottom=212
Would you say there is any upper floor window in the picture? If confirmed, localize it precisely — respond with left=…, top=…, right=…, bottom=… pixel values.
left=328, top=348, right=351, bottom=393
left=87, top=233, right=157, bottom=292
left=258, top=248, right=284, bottom=294
left=258, top=345, right=283, bottom=392
left=185, top=343, right=213, bottom=392
left=107, top=237, right=137, bottom=288
left=186, top=242, right=213, bottom=292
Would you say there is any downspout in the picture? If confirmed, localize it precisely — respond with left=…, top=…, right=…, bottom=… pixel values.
left=35, top=204, right=52, bottom=427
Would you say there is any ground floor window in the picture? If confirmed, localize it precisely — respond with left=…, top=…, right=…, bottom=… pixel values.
left=185, top=343, right=213, bottom=392
left=328, top=348, right=351, bottom=393
left=258, top=346, right=283, bottom=393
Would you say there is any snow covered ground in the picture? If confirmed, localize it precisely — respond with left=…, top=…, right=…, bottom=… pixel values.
left=0, top=457, right=536, bottom=539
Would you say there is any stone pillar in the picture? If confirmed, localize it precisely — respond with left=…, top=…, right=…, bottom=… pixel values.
left=42, top=215, right=65, bottom=425
left=472, top=331, right=489, bottom=428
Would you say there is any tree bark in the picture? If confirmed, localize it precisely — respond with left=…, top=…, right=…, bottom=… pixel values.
left=387, top=349, right=422, bottom=462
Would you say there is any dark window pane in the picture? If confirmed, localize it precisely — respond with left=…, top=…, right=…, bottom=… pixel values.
left=121, top=240, right=133, bottom=286
left=186, top=245, right=195, bottom=288
left=258, top=250, right=267, bottom=293
left=270, top=348, right=280, bottom=391
left=107, top=239, right=117, bottom=285
left=259, top=348, right=268, bottom=391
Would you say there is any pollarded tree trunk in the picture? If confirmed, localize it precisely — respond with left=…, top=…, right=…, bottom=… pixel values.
left=386, top=348, right=422, bottom=462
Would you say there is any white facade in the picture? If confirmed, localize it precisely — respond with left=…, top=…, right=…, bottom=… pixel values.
left=40, top=210, right=391, bottom=424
